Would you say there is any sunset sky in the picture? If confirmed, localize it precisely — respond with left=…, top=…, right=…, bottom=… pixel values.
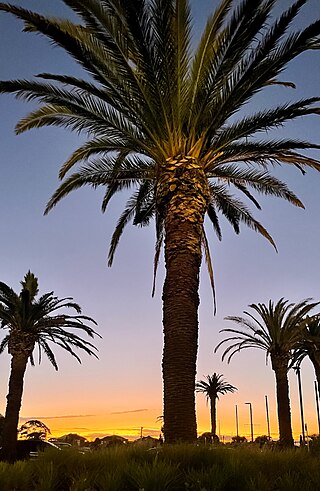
left=0, top=0, right=320, bottom=443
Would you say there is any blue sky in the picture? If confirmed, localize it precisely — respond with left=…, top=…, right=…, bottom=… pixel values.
left=0, top=0, right=320, bottom=440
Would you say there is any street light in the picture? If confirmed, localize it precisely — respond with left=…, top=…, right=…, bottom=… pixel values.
left=294, top=366, right=305, bottom=444
left=235, top=405, right=239, bottom=437
left=314, top=381, right=320, bottom=434
left=265, top=395, right=271, bottom=440
left=245, top=402, right=254, bottom=442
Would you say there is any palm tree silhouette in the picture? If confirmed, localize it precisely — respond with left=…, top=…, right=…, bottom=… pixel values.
left=215, top=298, right=318, bottom=447
left=1, top=0, right=320, bottom=442
left=196, top=373, right=237, bottom=438
left=0, top=271, right=99, bottom=462
left=293, top=315, right=320, bottom=387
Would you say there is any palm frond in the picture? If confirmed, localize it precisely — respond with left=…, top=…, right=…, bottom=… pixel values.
left=189, top=0, right=233, bottom=123
left=216, top=298, right=319, bottom=364
left=211, top=164, right=304, bottom=208
left=206, top=204, right=222, bottom=241
left=0, top=335, right=9, bottom=354
left=209, top=99, right=320, bottom=155
left=208, top=182, right=277, bottom=249
left=108, top=188, right=142, bottom=266
left=201, top=227, right=216, bottom=314
left=151, top=214, right=164, bottom=297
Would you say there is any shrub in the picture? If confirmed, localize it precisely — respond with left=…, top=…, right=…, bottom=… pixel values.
left=1, top=443, right=320, bottom=490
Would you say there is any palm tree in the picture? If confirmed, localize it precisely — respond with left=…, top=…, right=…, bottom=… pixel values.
left=293, top=315, right=320, bottom=386
left=1, top=0, right=320, bottom=443
left=215, top=298, right=318, bottom=446
left=0, top=271, right=99, bottom=462
left=196, top=373, right=237, bottom=438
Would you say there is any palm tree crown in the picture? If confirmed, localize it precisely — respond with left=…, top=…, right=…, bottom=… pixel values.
left=215, top=298, right=319, bottom=446
left=196, top=373, right=237, bottom=402
left=0, top=270, right=99, bottom=367
left=216, top=299, right=318, bottom=365
left=293, top=315, right=320, bottom=383
left=0, top=1, right=319, bottom=263
left=1, top=0, right=320, bottom=443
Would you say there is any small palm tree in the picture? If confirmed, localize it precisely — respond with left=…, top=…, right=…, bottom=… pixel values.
left=196, top=373, right=237, bottom=438
left=215, top=298, right=318, bottom=447
left=0, top=271, right=99, bottom=462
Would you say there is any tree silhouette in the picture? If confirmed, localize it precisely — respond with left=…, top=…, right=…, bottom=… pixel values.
left=19, top=420, right=51, bottom=440
left=215, top=298, right=318, bottom=446
left=0, top=271, right=99, bottom=462
left=196, top=373, right=237, bottom=438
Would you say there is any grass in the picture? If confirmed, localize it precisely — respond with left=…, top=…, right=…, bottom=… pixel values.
left=0, top=444, right=319, bottom=490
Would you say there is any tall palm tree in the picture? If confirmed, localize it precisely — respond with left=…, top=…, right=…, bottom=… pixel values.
left=215, top=298, right=318, bottom=446
left=293, top=315, right=320, bottom=386
left=0, top=271, right=99, bottom=462
left=196, top=373, right=237, bottom=438
left=0, top=0, right=320, bottom=443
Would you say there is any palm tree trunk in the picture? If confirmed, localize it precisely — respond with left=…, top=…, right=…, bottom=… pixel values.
left=210, top=396, right=217, bottom=436
left=1, top=353, right=29, bottom=462
left=159, top=156, right=209, bottom=443
left=272, top=360, right=294, bottom=447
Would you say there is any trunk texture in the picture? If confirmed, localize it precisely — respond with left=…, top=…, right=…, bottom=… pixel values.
left=272, top=357, right=294, bottom=447
left=158, top=156, right=209, bottom=443
left=210, top=396, right=217, bottom=436
left=1, top=353, right=29, bottom=462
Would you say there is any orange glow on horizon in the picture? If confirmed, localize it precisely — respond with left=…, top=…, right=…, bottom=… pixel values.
left=18, top=397, right=319, bottom=443
left=16, top=357, right=319, bottom=444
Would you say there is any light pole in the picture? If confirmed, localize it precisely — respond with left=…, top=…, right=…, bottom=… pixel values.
left=314, top=381, right=320, bottom=434
left=265, top=395, right=271, bottom=440
left=245, top=402, right=254, bottom=442
left=294, top=366, right=305, bottom=444
left=235, top=404, right=239, bottom=437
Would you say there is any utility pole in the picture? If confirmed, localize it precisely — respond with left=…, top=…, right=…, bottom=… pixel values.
left=235, top=405, right=239, bottom=437
left=265, top=395, right=271, bottom=440
left=314, top=381, right=320, bottom=434
left=294, top=366, right=305, bottom=444
left=245, top=402, right=254, bottom=442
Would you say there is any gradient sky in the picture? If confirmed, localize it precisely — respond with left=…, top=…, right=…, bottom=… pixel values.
left=0, top=0, right=320, bottom=442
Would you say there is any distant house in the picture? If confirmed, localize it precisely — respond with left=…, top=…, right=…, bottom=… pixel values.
left=52, top=433, right=88, bottom=447
left=99, top=435, right=128, bottom=447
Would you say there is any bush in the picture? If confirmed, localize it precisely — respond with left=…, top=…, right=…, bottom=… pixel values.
left=231, top=435, right=247, bottom=444
left=308, top=434, right=320, bottom=454
left=1, top=443, right=320, bottom=490
left=254, top=435, right=271, bottom=447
